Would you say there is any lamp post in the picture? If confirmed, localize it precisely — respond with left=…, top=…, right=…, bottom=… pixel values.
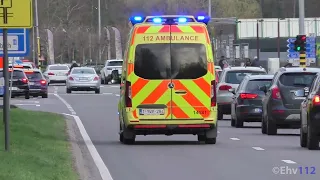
left=277, top=18, right=285, bottom=59
left=256, top=19, right=264, bottom=60
left=98, top=0, right=101, bottom=66
left=35, top=0, right=40, bottom=66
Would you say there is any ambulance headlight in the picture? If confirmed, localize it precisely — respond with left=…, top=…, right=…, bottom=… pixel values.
left=129, top=16, right=145, bottom=25
left=195, top=16, right=210, bottom=24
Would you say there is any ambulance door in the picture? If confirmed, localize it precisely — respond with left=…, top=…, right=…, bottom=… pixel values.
left=129, top=24, right=172, bottom=120
left=170, top=24, right=212, bottom=120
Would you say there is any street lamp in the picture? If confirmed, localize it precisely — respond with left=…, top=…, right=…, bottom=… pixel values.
left=277, top=18, right=285, bottom=59
left=256, top=19, right=264, bottom=60
left=98, top=0, right=101, bottom=66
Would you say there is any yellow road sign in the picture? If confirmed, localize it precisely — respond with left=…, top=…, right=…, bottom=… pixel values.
left=0, top=0, right=12, bottom=8
left=0, top=0, right=33, bottom=28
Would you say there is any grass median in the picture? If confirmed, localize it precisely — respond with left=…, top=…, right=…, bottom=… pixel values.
left=0, top=108, right=78, bottom=180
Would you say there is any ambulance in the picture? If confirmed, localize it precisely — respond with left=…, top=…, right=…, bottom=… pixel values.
left=118, top=15, right=218, bottom=144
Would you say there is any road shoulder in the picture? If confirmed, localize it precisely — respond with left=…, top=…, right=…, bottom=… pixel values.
left=65, top=115, right=103, bottom=180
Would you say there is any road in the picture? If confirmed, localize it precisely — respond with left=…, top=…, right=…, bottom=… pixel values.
left=11, top=84, right=320, bottom=180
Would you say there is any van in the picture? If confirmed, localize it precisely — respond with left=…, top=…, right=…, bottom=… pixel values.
left=118, top=15, right=218, bottom=144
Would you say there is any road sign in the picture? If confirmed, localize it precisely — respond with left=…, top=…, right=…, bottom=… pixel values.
left=0, top=29, right=29, bottom=57
left=287, top=38, right=298, bottom=60
left=306, top=37, right=316, bottom=63
left=0, top=0, right=12, bottom=8
left=0, top=77, right=4, bottom=96
left=287, top=52, right=299, bottom=58
left=287, top=38, right=296, bottom=43
left=0, top=0, right=33, bottom=28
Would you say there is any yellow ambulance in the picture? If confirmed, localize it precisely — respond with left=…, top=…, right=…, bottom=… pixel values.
left=118, top=15, right=218, bottom=144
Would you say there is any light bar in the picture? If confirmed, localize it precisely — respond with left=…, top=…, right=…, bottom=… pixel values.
left=129, top=15, right=210, bottom=25
left=129, top=16, right=146, bottom=25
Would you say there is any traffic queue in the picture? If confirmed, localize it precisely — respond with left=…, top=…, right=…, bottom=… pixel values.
left=218, top=65, right=320, bottom=150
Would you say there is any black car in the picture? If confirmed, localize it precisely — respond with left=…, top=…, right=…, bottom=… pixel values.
left=0, top=68, right=30, bottom=99
left=24, top=69, right=48, bottom=98
left=230, top=75, right=273, bottom=127
left=299, top=72, right=320, bottom=150
left=260, top=67, right=320, bottom=135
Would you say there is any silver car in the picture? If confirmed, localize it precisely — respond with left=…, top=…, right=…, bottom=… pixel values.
left=216, top=66, right=267, bottom=120
left=66, top=67, right=101, bottom=94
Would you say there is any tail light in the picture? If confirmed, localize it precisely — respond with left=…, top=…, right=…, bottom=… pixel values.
left=219, top=85, right=232, bottom=91
left=40, top=80, right=46, bottom=85
left=125, top=81, right=132, bottom=107
left=66, top=72, right=70, bottom=75
left=93, top=76, right=99, bottom=81
left=240, top=93, right=258, bottom=99
left=211, top=80, right=216, bottom=106
left=271, top=86, right=281, bottom=99
left=312, top=95, right=320, bottom=106
left=69, top=77, right=74, bottom=81
left=48, top=72, right=54, bottom=75
left=22, top=78, right=28, bottom=84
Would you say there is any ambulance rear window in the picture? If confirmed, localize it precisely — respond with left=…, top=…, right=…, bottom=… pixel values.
left=134, top=43, right=207, bottom=79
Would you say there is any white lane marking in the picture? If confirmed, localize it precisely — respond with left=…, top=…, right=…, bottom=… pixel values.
left=230, top=138, right=240, bottom=141
left=100, top=86, right=105, bottom=88
left=111, top=86, right=119, bottom=87
left=218, top=131, right=220, bottom=134
left=115, top=94, right=120, bottom=97
left=252, top=147, right=264, bottom=151
left=103, top=93, right=112, bottom=95
left=54, top=94, right=76, bottom=115
left=54, top=86, right=58, bottom=94
left=14, top=104, right=40, bottom=106
left=60, top=115, right=114, bottom=179
left=16, top=100, right=39, bottom=103
left=282, top=160, right=297, bottom=164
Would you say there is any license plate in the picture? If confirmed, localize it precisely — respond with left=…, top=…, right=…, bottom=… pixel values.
left=9, top=87, right=17, bottom=90
left=254, top=108, right=262, bottom=113
left=29, top=82, right=35, bottom=85
left=139, top=109, right=165, bottom=115
left=79, top=77, right=88, bottom=80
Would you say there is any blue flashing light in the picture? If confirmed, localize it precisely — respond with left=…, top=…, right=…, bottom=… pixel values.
left=195, top=16, right=210, bottom=24
left=129, top=16, right=145, bottom=25
left=153, top=18, right=162, bottom=23
left=134, top=16, right=142, bottom=21
left=178, top=17, right=187, bottom=23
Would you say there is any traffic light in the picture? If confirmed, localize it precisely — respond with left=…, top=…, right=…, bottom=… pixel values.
left=294, top=35, right=306, bottom=52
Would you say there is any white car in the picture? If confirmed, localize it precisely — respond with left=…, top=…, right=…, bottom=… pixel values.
left=66, top=67, right=101, bottom=94
left=100, top=59, right=123, bottom=84
left=216, top=66, right=267, bottom=120
left=43, top=64, right=70, bottom=85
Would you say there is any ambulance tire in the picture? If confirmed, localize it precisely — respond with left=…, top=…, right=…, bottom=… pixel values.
left=121, top=125, right=136, bottom=145
left=204, top=127, right=217, bottom=144
left=217, top=110, right=223, bottom=120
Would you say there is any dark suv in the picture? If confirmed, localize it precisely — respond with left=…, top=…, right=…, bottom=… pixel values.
left=0, top=68, right=30, bottom=99
left=261, top=67, right=320, bottom=135
left=299, top=72, right=320, bottom=150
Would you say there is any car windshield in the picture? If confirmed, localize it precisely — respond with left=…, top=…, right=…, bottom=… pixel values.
left=72, top=68, right=95, bottom=74
left=225, top=71, right=266, bottom=84
left=49, top=65, right=69, bottom=70
left=279, top=72, right=316, bottom=87
left=107, top=61, right=123, bottom=66
left=25, top=72, right=43, bottom=79
left=246, top=79, right=272, bottom=92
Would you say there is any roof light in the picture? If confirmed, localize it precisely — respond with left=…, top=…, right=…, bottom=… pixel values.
left=195, top=16, right=210, bottom=24
left=153, top=17, right=162, bottom=23
left=178, top=17, right=187, bottom=23
left=129, top=16, right=145, bottom=25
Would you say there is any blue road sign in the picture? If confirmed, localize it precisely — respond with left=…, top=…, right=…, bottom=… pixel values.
left=306, top=53, right=315, bottom=58
left=307, top=37, right=316, bottom=43
left=287, top=38, right=296, bottom=43
left=287, top=52, right=299, bottom=58
left=0, top=86, right=4, bottom=96
left=0, top=29, right=30, bottom=57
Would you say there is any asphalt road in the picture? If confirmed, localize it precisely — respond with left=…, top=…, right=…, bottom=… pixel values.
left=10, top=84, right=320, bottom=180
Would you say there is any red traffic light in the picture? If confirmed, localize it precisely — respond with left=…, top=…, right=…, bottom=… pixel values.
left=301, top=35, right=306, bottom=41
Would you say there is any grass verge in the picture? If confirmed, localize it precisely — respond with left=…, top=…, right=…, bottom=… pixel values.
left=0, top=109, right=78, bottom=180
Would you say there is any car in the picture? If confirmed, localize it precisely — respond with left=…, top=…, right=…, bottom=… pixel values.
left=216, top=66, right=267, bottom=120
left=9, top=64, right=33, bottom=70
left=24, top=69, right=48, bottom=98
left=229, top=75, right=273, bottom=127
left=66, top=67, right=101, bottom=94
left=100, top=59, right=123, bottom=84
left=0, top=68, right=30, bottom=99
left=118, top=15, right=218, bottom=144
left=43, top=64, right=70, bottom=84
left=299, top=72, right=320, bottom=150
left=260, top=67, right=320, bottom=135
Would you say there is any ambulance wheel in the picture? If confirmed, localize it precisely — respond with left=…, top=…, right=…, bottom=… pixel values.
left=42, top=93, right=48, bottom=98
left=25, top=92, right=30, bottom=99
left=205, top=138, right=216, bottom=144
left=218, top=110, right=223, bottom=120
left=204, top=127, right=217, bottom=144
left=121, top=125, right=136, bottom=144
left=119, top=124, right=124, bottom=143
